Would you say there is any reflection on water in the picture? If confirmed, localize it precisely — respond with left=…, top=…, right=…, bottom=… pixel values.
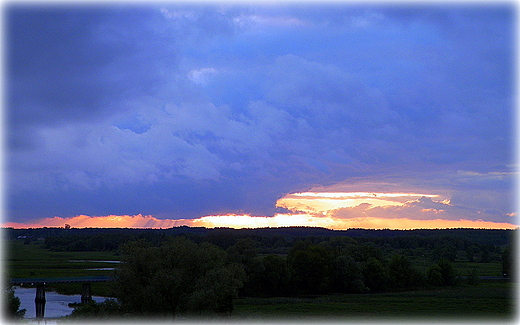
left=68, top=260, right=121, bottom=263
left=14, top=286, right=107, bottom=319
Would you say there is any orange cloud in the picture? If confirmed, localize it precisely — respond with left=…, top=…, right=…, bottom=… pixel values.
left=276, top=191, right=443, bottom=215
left=277, top=190, right=517, bottom=226
left=3, top=214, right=194, bottom=229
left=3, top=189, right=516, bottom=230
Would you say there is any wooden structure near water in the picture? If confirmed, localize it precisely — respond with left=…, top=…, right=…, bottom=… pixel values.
left=11, top=276, right=112, bottom=319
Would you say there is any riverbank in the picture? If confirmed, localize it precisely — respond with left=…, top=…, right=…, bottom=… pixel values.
left=7, top=240, right=119, bottom=296
left=14, top=286, right=107, bottom=320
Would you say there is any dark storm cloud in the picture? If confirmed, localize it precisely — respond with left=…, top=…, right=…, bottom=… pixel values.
left=6, top=6, right=173, bottom=126
left=5, top=3, right=516, bottom=222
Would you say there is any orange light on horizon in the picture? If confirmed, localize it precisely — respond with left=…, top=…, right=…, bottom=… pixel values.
left=191, top=214, right=518, bottom=230
left=192, top=213, right=331, bottom=229
left=3, top=213, right=517, bottom=230
left=3, top=190, right=516, bottom=230
left=3, top=214, right=194, bottom=229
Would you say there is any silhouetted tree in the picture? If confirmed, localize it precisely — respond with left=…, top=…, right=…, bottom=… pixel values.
left=67, top=299, right=123, bottom=319
left=258, top=254, right=290, bottom=296
left=388, top=254, right=423, bottom=289
left=480, top=246, right=490, bottom=263
left=437, top=258, right=457, bottom=285
left=502, top=244, right=514, bottom=279
left=318, top=236, right=357, bottom=258
left=331, top=255, right=367, bottom=293
left=427, top=264, right=444, bottom=286
left=4, top=286, right=26, bottom=319
left=362, top=257, right=388, bottom=292
left=427, top=259, right=456, bottom=286
left=432, top=242, right=457, bottom=262
left=466, top=245, right=477, bottom=262
left=288, top=241, right=332, bottom=294
left=113, top=237, right=245, bottom=318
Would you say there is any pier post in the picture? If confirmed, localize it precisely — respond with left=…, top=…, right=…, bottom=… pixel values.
left=34, top=284, right=46, bottom=320
left=81, top=282, right=92, bottom=304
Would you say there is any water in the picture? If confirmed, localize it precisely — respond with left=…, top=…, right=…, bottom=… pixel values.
left=68, top=260, right=121, bottom=263
left=13, top=286, right=108, bottom=319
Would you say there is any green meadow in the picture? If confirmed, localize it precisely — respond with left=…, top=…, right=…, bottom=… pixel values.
left=6, top=239, right=119, bottom=296
left=233, top=282, right=515, bottom=321
left=409, top=255, right=504, bottom=277
left=5, top=238, right=516, bottom=321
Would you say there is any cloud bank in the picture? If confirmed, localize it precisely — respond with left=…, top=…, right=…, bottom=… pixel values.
left=5, top=188, right=516, bottom=230
left=5, top=4, right=516, bottom=226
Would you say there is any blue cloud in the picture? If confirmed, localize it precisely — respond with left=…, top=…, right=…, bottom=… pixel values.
left=5, top=3, right=516, bottom=223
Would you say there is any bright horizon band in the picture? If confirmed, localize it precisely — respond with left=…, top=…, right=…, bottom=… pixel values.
left=4, top=190, right=517, bottom=230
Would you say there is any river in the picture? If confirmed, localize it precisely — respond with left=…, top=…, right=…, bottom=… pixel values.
left=13, top=286, right=108, bottom=320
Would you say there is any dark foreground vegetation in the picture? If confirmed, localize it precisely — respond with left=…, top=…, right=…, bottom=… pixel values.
left=4, top=226, right=516, bottom=321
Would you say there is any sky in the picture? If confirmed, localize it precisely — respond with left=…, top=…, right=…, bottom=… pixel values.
left=3, top=2, right=518, bottom=230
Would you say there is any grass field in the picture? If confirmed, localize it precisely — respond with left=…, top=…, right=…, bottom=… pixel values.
left=453, top=261, right=504, bottom=277
left=233, top=282, right=516, bottom=321
left=5, top=239, right=516, bottom=321
left=5, top=239, right=120, bottom=296
left=410, top=255, right=504, bottom=277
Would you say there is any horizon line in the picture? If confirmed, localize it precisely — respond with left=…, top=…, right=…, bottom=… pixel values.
left=4, top=225, right=518, bottom=231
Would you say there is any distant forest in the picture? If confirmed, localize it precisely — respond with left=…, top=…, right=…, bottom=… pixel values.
left=5, top=226, right=516, bottom=318
left=5, top=226, right=514, bottom=253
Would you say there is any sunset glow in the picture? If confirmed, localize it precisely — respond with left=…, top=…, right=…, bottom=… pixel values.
left=3, top=214, right=189, bottom=229
left=3, top=213, right=517, bottom=230
left=4, top=188, right=517, bottom=230
left=4, top=186, right=517, bottom=230
left=276, top=191, right=444, bottom=214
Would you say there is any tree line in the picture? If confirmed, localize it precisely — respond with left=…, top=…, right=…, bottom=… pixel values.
left=16, top=227, right=510, bottom=264
left=5, top=227, right=514, bottom=319
left=6, top=226, right=513, bottom=250
left=59, top=232, right=514, bottom=320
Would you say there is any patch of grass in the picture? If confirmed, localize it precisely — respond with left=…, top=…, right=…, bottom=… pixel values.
left=453, top=261, right=503, bottom=277
left=410, top=255, right=503, bottom=277
left=5, top=240, right=119, bottom=296
left=233, top=282, right=516, bottom=321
